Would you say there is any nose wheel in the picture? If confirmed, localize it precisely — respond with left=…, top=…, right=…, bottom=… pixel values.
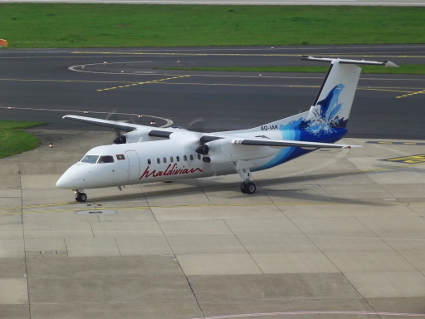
left=75, top=191, right=87, bottom=202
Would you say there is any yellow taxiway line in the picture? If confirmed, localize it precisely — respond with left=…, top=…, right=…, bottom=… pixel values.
left=1, top=161, right=425, bottom=216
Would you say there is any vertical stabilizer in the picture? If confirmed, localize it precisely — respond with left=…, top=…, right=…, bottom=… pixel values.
left=303, top=56, right=398, bottom=130
left=233, top=57, right=397, bottom=139
left=307, top=62, right=360, bottom=129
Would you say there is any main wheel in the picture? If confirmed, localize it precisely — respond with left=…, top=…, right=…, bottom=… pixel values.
left=241, top=182, right=256, bottom=194
left=240, top=182, right=247, bottom=194
left=245, top=182, right=256, bottom=194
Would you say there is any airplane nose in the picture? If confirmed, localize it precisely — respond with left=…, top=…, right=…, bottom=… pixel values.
left=56, top=165, right=85, bottom=189
left=56, top=173, right=73, bottom=189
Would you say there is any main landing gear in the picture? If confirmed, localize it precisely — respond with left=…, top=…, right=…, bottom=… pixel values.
left=235, top=160, right=256, bottom=195
left=75, top=190, right=87, bottom=202
left=241, top=181, right=256, bottom=194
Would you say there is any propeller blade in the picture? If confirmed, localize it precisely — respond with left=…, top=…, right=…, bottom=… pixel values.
left=188, top=117, right=205, bottom=132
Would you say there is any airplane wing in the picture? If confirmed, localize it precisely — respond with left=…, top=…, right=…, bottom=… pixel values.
left=62, top=115, right=141, bottom=131
left=63, top=115, right=184, bottom=142
left=231, top=138, right=361, bottom=149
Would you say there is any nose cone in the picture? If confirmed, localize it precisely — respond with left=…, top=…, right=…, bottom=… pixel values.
left=56, top=173, right=73, bottom=189
left=56, top=164, right=86, bottom=189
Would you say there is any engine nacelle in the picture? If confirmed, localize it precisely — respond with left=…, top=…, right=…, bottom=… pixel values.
left=113, top=135, right=127, bottom=144
left=114, top=130, right=165, bottom=144
left=202, top=139, right=278, bottom=163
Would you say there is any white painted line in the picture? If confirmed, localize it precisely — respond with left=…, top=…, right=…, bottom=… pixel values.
left=0, top=106, right=174, bottom=127
left=190, top=310, right=425, bottom=319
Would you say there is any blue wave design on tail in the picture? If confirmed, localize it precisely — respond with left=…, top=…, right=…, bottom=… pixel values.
left=301, top=84, right=348, bottom=136
left=254, top=84, right=348, bottom=171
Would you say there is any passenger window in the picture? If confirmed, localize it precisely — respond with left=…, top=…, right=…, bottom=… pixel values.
left=197, top=154, right=201, bottom=160
left=176, top=156, right=180, bottom=162
left=81, top=155, right=99, bottom=164
left=184, top=155, right=187, bottom=161
left=148, top=159, right=151, bottom=165
left=98, top=155, right=114, bottom=163
left=190, top=155, right=193, bottom=161
left=170, top=156, right=174, bottom=163
left=163, top=157, right=167, bottom=163
left=157, top=158, right=160, bottom=164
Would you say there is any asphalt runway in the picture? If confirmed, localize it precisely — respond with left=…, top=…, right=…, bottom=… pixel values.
left=1, top=44, right=425, bottom=139
left=1, top=46, right=425, bottom=319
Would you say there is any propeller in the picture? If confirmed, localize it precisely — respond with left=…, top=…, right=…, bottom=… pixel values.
left=187, top=117, right=212, bottom=154
left=106, top=110, right=129, bottom=144
left=187, top=117, right=205, bottom=133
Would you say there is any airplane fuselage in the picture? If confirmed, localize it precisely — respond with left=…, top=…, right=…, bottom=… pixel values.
left=56, top=135, right=283, bottom=190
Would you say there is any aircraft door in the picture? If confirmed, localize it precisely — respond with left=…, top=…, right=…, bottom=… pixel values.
left=126, top=151, right=140, bottom=180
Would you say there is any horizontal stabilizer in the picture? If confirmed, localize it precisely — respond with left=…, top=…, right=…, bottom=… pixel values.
left=301, top=56, right=398, bottom=67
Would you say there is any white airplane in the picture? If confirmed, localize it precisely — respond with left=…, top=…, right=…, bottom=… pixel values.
left=56, top=56, right=397, bottom=202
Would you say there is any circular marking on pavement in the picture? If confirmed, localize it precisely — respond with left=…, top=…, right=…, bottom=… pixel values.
left=0, top=105, right=174, bottom=128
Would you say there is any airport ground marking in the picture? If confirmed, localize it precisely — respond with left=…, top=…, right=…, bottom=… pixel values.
left=3, top=198, right=425, bottom=216
left=2, top=161, right=425, bottom=215
left=384, top=154, right=425, bottom=164
left=147, top=81, right=414, bottom=95
left=0, top=78, right=133, bottom=84
left=2, top=200, right=422, bottom=216
left=0, top=205, right=150, bottom=216
left=359, top=88, right=414, bottom=94
left=72, top=51, right=425, bottom=60
left=1, top=78, right=414, bottom=96
left=0, top=106, right=174, bottom=127
left=3, top=190, right=425, bottom=216
left=96, top=75, right=190, bottom=92
left=366, top=141, right=425, bottom=145
left=190, top=310, right=425, bottom=319
left=396, top=88, right=425, bottom=98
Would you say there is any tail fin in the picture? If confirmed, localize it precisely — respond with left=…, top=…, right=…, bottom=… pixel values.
left=233, top=57, right=397, bottom=139
left=303, top=56, right=398, bottom=132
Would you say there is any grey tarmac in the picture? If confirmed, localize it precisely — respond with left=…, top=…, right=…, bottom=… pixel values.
left=1, top=46, right=425, bottom=318
left=1, top=129, right=425, bottom=318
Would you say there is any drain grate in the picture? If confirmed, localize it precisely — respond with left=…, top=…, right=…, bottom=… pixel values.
left=75, top=210, right=117, bottom=215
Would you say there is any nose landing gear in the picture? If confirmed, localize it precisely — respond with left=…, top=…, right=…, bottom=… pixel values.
left=75, top=190, right=87, bottom=202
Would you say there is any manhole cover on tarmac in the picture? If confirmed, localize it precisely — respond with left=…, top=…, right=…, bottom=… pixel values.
left=75, top=210, right=117, bottom=215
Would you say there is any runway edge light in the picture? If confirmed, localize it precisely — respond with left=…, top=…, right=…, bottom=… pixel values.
left=0, top=39, right=8, bottom=47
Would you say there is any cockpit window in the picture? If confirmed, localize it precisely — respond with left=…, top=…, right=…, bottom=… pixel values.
left=98, top=155, right=114, bottom=163
left=81, top=155, right=99, bottom=164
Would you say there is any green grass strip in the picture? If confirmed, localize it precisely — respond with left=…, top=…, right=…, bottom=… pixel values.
left=0, top=4, right=424, bottom=48
left=158, top=65, right=425, bottom=74
left=0, top=121, right=45, bottom=159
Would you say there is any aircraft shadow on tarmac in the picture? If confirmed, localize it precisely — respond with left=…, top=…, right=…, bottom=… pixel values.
left=77, top=165, right=408, bottom=207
